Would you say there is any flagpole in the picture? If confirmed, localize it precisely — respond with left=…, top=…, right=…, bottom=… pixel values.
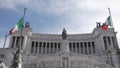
left=18, top=8, right=27, bottom=68
left=19, top=8, right=26, bottom=66
left=108, top=8, right=119, bottom=49
left=23, top=8, right=26, bottom=26
left=20, top=8, right=26, bottom=50
left=11, top=8, right=27, bottom=68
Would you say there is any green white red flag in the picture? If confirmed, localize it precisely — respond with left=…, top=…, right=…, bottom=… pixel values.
left=9, top=17, right=23, bottom=35
left=102, top=16, right=112, bottom=30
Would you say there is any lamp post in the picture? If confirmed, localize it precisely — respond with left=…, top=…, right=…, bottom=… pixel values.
left=10, top=8, right=26, bottom=68
left=10, top=45, right=22, bottom=68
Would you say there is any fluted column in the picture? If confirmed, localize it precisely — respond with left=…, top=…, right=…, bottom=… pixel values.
left=56, top=43, right=58, bottom=52
left=75, top=43, right=77, bottom=53
left=71, top=43, right=73, bottom=52
left=38, top=42, right=40, bottom=54
left=49, top=43, right=51, bottom=53
left=83, top=42, right=85, bottom=54
left=41, top=42, right=43, bottom=54
left=91, top=42, right=93, bottom=54
left=44, top=42, right=47, bottom=54
left=87, top=42, right=89, bottom=55
left=10, top=36, right=14, bottom=48
left=110, top=37, right=114, bottom=48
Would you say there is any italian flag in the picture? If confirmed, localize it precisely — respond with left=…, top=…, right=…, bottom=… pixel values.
left=102, top=16, right=112, bottom=30
left=9, top=18, right=23, bottom=35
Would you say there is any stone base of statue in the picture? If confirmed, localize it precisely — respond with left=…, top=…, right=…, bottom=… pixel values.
left=10, top=48, right=22, bottom=68
left=61, top=40, right=69, bottom=53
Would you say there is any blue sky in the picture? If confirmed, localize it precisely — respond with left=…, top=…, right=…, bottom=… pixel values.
left=0, top=0, right=120, bottom=48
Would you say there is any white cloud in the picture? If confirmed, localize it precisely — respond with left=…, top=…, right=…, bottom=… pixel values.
left=0, top=0, right=120, bottom=47
left=0, top=0, right=30, bottom=13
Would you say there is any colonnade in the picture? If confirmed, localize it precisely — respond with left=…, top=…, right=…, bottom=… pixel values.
left=31, top=42, right=61, bottom=54
left=69, top=41, right=95, bottom=54
left=103, top=36, right=116, bottom=50
left=11, top=36, right=24, bottom=48
left=31, top=41, right=96, bottom=54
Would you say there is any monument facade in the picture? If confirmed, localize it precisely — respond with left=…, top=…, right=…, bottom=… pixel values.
left=0, top=25, right=120, bottom=68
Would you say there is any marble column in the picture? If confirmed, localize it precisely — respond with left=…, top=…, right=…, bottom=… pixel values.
left=71, top=43, right=73, bottom=52
left=34, top=42, right=36, bottom=53
left=79, top=43, right=81, bottom=53
left=49, top=43, right=51, bottom=53
left=38, top=42, right=40, bottom=54
left=10, top=36, right=14, bottom=48
left=56, top=43, right=58, bottom=52
left=87, top=42, right=89, bottom=55
left=75, top=43, right=77, bottom=53
left=110, top=37, right=114, bottom=48
left=41, top=42, right=43, bottom=54
left=83, top=42, right=85, bottom=54
left=90, top=42, right=93, bottom=54
left=44, top=43, right=46, bottom=54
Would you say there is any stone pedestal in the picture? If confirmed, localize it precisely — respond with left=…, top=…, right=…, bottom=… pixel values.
left=61, top=40, right=69, bottom=53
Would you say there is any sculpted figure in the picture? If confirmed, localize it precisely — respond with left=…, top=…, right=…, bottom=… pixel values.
left=62, top=28, right=67, bottom=40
